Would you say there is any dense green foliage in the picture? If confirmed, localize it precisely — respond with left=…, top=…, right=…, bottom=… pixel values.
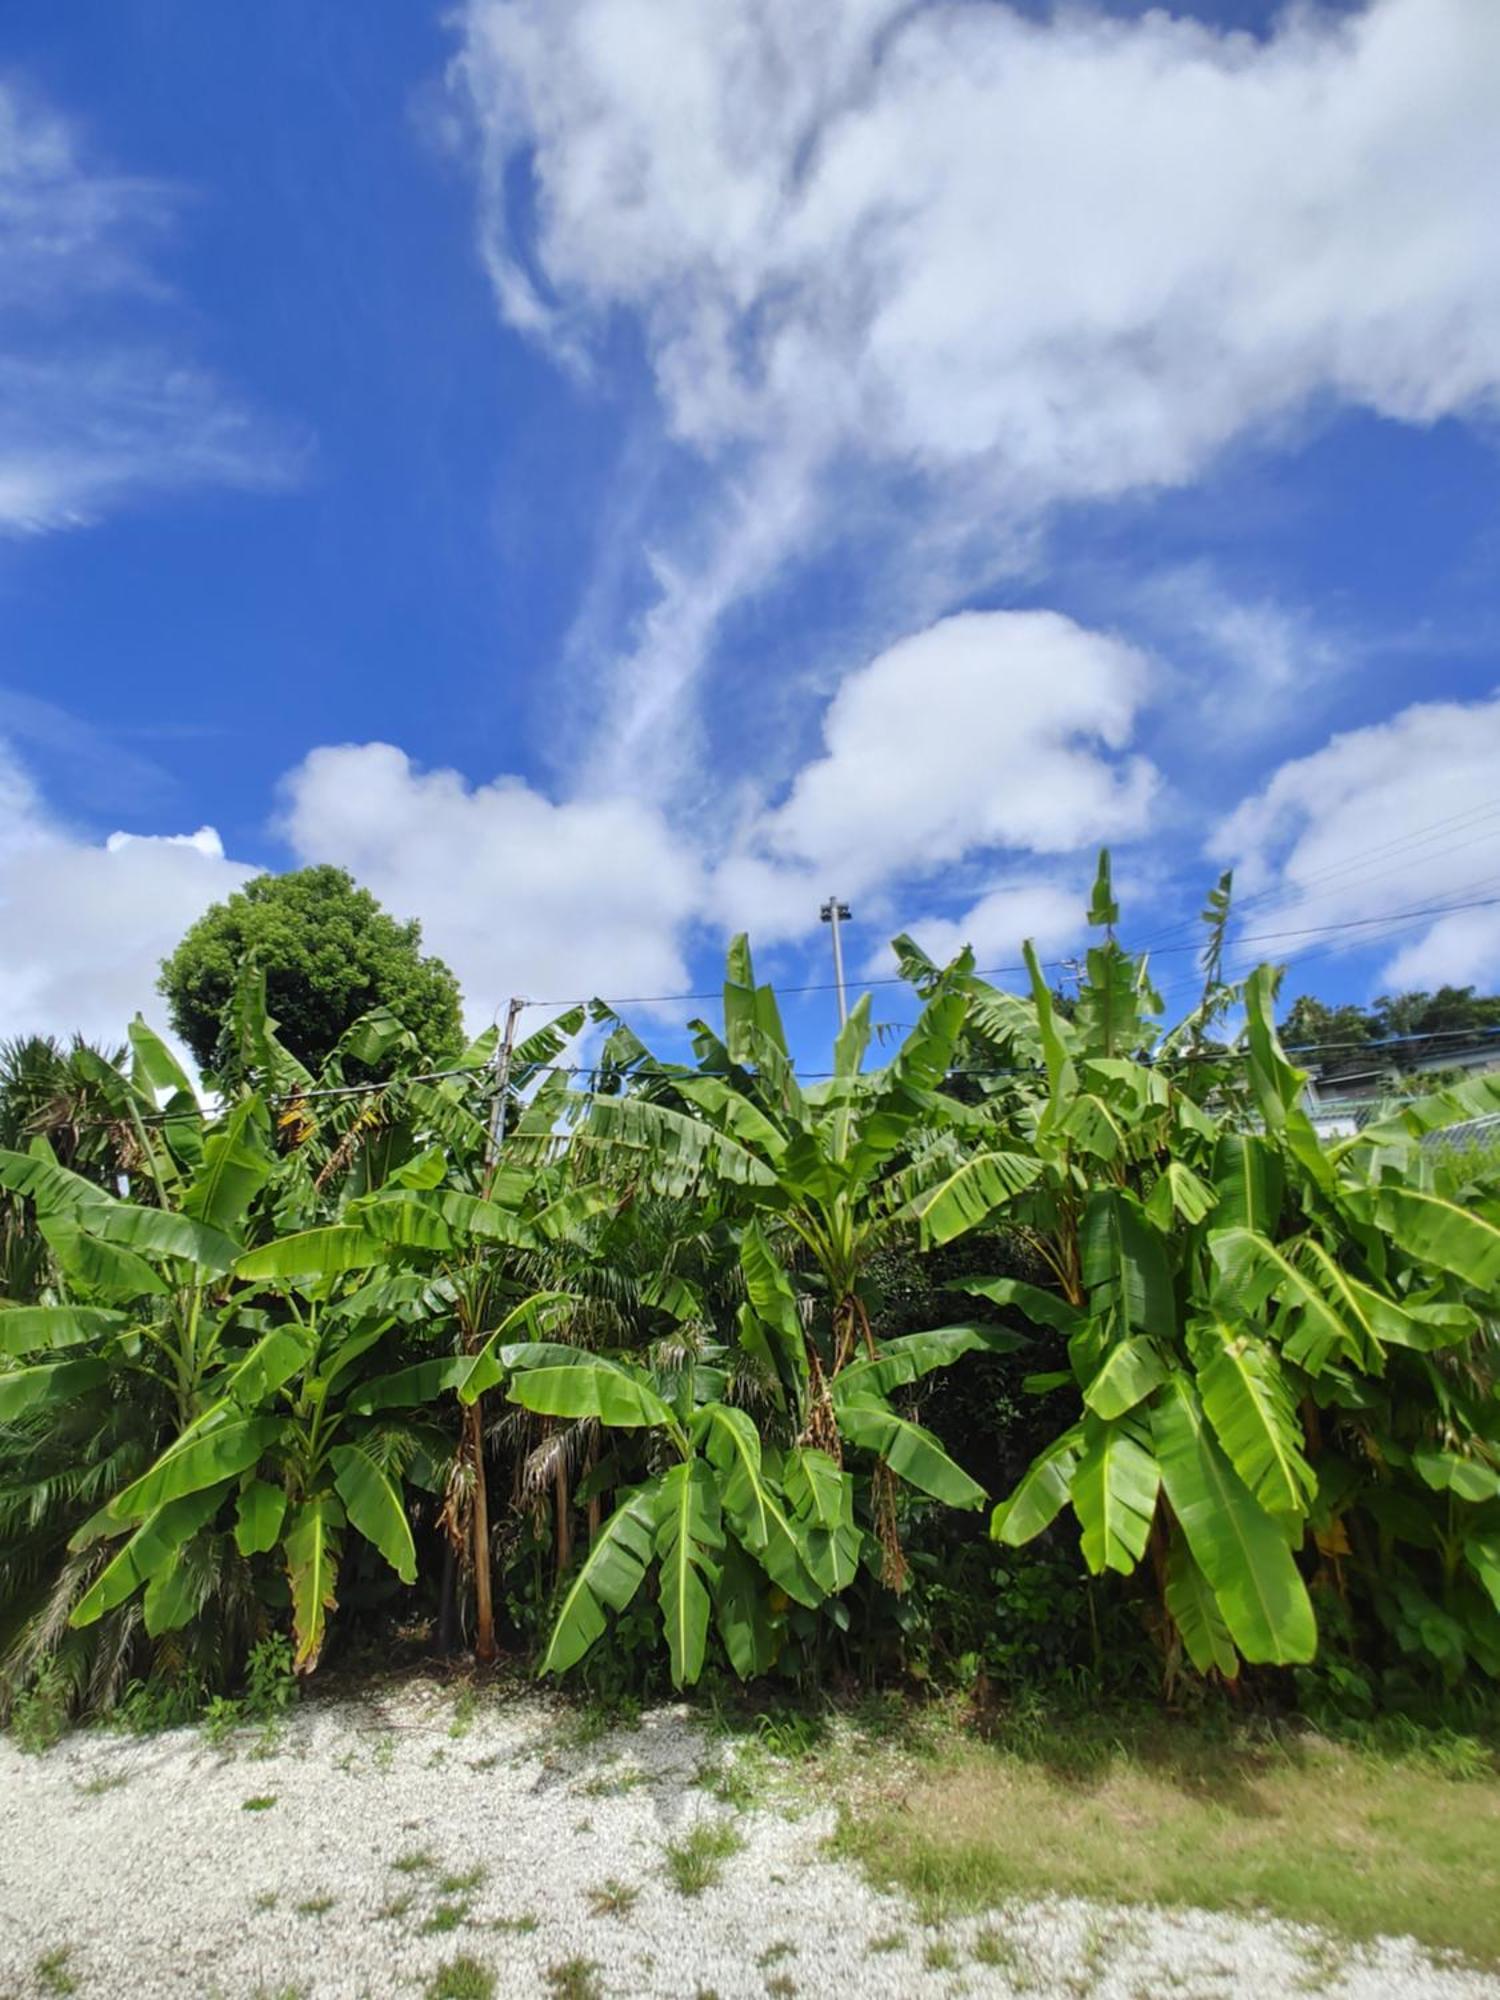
left=1283, top=985, right=1500, bottom=1080
left=3, top=857, right=1499, bottom=1736
left=158, top=865, right=464, bottom=1077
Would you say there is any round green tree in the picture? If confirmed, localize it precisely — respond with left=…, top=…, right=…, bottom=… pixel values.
left=159, top=865, right=464, bottom=1074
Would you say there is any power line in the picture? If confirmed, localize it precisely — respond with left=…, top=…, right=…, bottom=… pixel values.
left=52, top=1017, right=1500, bottom=1138
left=529, top=888, right=1500, bottom=1011
left=1131, top=800, right=1500, bottom=957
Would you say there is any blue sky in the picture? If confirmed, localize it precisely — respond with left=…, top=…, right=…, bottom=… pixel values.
left=1, top=0, right=1498, bottom=1064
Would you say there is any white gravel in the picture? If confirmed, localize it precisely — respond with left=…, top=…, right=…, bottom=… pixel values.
left=1, top=1683, right=1495, bottom=2000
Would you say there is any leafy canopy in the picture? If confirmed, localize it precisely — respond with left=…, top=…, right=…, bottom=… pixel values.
left=159, top=865, right=463, bottom=1077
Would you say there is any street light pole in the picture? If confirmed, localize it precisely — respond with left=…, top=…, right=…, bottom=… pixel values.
left=820, top=895, right=852, bottom=1027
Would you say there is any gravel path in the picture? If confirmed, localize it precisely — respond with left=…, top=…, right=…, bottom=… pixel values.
left=1, top=1684, right=1495, bottom=2000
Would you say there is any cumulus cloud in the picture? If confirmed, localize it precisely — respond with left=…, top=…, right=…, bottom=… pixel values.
left=876, top=878, right=1086, bottom=983
left=277, top=743, right=705, bottom=1025
left=0, top=740, right=255, bottom=1048
left=452, top=0, right=1500, bottom=782
left=0, top=79, right=295, bottom=534
left=1210, top=692, right=1500, bottom=993
left=714, top=610, right=1158, bottom=940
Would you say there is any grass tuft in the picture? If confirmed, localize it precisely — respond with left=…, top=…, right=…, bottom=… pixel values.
left=663, top=1819, right=745, bottom=1897
left=392, top=1847, right=437, bottom=1874
left=587, top=1876, right=641, bottom=1917
left=241, top=1794, right=277, bottom=1812
left=35, top=1947, right=78, bottom=1996
left=544, top=1958, right=602, bottom=2000
left=424, top=1956, right=495, bottom=2000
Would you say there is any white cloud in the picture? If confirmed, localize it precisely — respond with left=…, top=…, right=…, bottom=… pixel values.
left=0, top=80, right=295, bottom=535
left=453, top=0, right=1500, bottom=780
left=277, top=743, right=704, bottom=1026
left=1210, top=692, right=1500, bottom=993
left=1134, top=563, right=1348, bottom=746
left=875, top=878, right=1085, bottom=983
left=716, top=610, right=1158, bottom=937
left=0, top=740, right=254, bottom=1048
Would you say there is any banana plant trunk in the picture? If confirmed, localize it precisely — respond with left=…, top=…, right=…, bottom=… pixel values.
left=467, top=1398, right=497, bottom=1663
left=554, top=1448, right=573, bottom=1581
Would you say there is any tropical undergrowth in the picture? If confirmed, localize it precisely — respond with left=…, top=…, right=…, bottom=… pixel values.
left=3, top=856, right=1500, bottom=1745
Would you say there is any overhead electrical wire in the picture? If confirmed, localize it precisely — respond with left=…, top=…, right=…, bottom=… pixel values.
left=525, top=887, right=1500, bottom=1012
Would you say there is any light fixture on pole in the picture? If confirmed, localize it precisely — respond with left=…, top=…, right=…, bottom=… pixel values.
left=820, top=896, right=852, bottom=1026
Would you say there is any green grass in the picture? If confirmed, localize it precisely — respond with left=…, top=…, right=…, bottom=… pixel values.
left=424, top=1956, right=495, bottom=2000
left=293, top=1894, right=336, bottom=1919
left=392, top=1847, right=437, bottom=1874
left=76, top=1769, right=129, bottom=1796
left=866, top=1930, right=906, bottom=1955
left=829, top=1702, right=1500, bottom=1967
left=35, top=1946, right=77, bottom=1996
left=437, top=1865, right=486, bottom=1896
left=241, top=1793, right=277, bottom=1812
left=544, top=1958, right=601, bottom=2000
left=587, top=1876, right=640, bottom=1917
left=662, top=1819, right=746, bottom=1897
left=421, top=1900, right=472, bottom=1935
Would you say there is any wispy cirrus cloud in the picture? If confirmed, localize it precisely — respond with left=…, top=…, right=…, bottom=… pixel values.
left=0, top=77, right=298, bottom=535
left=451, top=0, right=1500, bottom=803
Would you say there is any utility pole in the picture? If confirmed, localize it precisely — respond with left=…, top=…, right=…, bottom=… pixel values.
left=483, top=995, right=526, bottom=1194
left=472, top=995, right=525, bottom=1662
left=820, top=896, right=852, bottom=1027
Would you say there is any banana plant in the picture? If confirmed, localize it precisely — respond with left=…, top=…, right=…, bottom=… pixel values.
left=483, top=1337, right=848, bottom=1686
left=569, top=940, right=1030, bottom=1589
left=960, top=854, right=1500, bottom=1682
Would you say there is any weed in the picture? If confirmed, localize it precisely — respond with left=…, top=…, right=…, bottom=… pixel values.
left=202, top=1694, right=244, bottom=1747
left=544, top=1959, right=601, bottom=2000
left=663, top=1819, right=745, bottom=1897
left=241, top=1793, right=277, bottom=1812
left=695, top=1752, right=760, bottom=1809
left=379, top=1891, right=415, bottom=1920
left=580, top=1764, right=648, bottom=1798
left=424, top=1956, right=495, bottom=2000
left=11, top=1662, right=71, bottom=1752
left=588, top=1876, right=641, bottom=1917
left=371, top=1732, right=396, bottom=1773
left=252, top=1988, right=307, bottom=2000
left=765, top=1978, right=797, bottom=2000
left=438, top=1865, right=486, bottom=1896
left=1294, top=1933, right=1353, bottom=1992
left=574, top=1815, right=594, bottom=1834
left=112, top=1671, right=208, bottom=1737
left=251, top=1892, right=279, bottom=1913
left=756, top=1941, right=796, bottom=1968
left=294, top=1894, right=335, bottom=1918
left=76, top=1768, right=129, bottom=1796
left=35, top=1946, right=77, bottom=1995
left=754, top=1709, right=823, bottom=1759
left=972, top=1925, right=1038, bottom=1988
left=558, top=1694, right=641, bottom=1748
left=392, top=1847, right=437, bottom=1874
left=491, top=1912, right=540, bottom=1934
left=421, top=1901, right=472, bottom=1935
left=244, top=1633, right=296, bottom=1721
left=867, top=1931, right=906, bottom=1955
left=923, top=1940, right=958, bottom=1972
left=449, top=1686, right=478, bottom=1739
